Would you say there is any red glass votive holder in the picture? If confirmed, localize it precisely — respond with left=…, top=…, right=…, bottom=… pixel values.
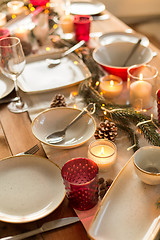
left=0, top=28, right=10, bottom=39
left=74, top=15, right=92, bottom=42
left=61, top=157, right=99, bottom=211
left=30, top=0, right=49, bottom=6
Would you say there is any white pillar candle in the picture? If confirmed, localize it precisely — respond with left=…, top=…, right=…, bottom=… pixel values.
left=7, top=1, right=24, bottom=15
left=99, top=75, right=123, bottom=98
left=88, top=139, right=117, bottom=172
left=0, top=13, right=7, bottom=27
left=14, top=26, right=29, bottom=42
left=130, top=80, right=152, bottom=109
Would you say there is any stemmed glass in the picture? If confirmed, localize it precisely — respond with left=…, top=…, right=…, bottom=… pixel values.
left=0, top=37, right=27, bottom=113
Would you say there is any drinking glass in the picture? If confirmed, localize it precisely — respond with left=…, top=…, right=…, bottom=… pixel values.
left=0, top=37, right=27, bottom=113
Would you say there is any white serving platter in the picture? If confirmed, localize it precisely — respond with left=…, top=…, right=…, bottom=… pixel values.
left=17, top=53, right=91, bottom=93
left=0, top=155, right=65, bottom=223
left=69, top=1, right=105, bottom=15
left=89, top=156, right=160, bottom=240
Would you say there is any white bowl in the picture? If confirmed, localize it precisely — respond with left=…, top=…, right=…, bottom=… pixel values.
left=32, top=107, right=96, bottom=149
left=133, top=146, right=160, bottom=185
left=93, top=41, right=153, bottom=81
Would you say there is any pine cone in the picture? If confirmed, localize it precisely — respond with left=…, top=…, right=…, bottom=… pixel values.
left=50, top=94, right=67, bottom=108
left=94, top=120, right=117, bottom=141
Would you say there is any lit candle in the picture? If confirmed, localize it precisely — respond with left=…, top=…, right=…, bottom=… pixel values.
left=60, top=14, right=74, bottom=34
left=0, top=13, right=7, bottom=27
left=14, top=26, right=29, bottom=42
left=7, top=1, right=24, bottom=15
left=88, top=139, right=117, bottom=172
left=99, top=75, right=123, bottom=98
left=130, top=74, right=152, bottom=109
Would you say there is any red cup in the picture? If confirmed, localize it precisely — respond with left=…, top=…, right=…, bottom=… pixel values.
left=74, top=15, right=92, bottom=42
left=0, top=28, right=10, bottom=40
left=30, top=0, right=49, bottom=6
left=61, top=157, right=99, bottom=211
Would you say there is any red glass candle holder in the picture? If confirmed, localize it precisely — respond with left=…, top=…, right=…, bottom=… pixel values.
left=30, top=0, right=49, bottom=6
left=74, top=15, right=92, bottom=42
left=0, top=28, right=10, bottom=39
left=61, top=157, right=99, bottom=211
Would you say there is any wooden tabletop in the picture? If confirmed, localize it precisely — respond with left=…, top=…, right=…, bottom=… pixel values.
left=0, top=7, right=160, bottom=240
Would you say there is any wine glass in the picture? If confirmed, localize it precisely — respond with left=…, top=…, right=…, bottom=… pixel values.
left=0, top=37, right=27, bottom=113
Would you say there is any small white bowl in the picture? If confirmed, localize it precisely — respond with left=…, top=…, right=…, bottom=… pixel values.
left=133, top=146, right=160, bottom=185
left=32, top=107, right=96, bottom=149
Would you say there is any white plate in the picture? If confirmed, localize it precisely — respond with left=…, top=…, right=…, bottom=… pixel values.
left=69, top=1, right=105, bottom=15
left=32, top=107, right=96, bottom=149
left=0, top=155, right=65, bottom=223
left=0, top=73, right=14, bottom=99
left=17, top=53, right=91, bottom=93
left=89, top=156, right=160, bottom=240
left=99, top=31, right=149, bottom=47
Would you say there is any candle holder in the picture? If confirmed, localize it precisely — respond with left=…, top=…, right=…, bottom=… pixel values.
left=61, top=157, right=99, bottom=211
left=99, top=75, right=123, bottom=99
left=127, top=64, right=158, bottom=111
left=88, top=139, right=117, bottom=172
left=74, top=15, right=92, bottom=42
left=7, top=1, right=24, bottom=15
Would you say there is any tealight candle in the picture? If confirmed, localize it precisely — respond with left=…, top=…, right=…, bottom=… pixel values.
left=7, top=1, right=24, bottom=15
left=88, top=139, right=117, bottom=172
left=14, top=26, right=29, bottom=42
left=99, top=75, right=123, bottom=98
left=0, top=13, right=7, bottom=27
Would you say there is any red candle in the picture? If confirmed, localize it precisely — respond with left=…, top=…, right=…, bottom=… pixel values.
left=157, top=89, right=160, bottom=123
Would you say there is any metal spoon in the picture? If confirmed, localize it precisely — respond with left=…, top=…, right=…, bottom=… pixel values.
left=45, top=103, right=95, bottom=144
left=46, top=40, right=85, bottom=67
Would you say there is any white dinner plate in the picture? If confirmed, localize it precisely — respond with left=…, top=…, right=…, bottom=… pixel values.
left=0, top=155, right=65, bottom=223
left=89, top=156, right=160, bottom=240
left=17, top=53, right=91, bottom=93
left=99, top=31, right=149, bottom=47
left=32, top=107, right=96, bottom=149
left=69, top=1, right=105, bottom=15
left=0, top=73, right=14, bottom=99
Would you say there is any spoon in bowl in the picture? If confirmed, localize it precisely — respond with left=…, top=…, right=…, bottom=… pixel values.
left=46, top=40, right=85, bottom=67
left=45, top=103, right=96, bottom=144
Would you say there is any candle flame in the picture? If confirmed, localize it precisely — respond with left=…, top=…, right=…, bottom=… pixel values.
left=139, top=73, right=143, bottom=81
left=100, top=147, right=105, bottom=155
left=110, top=80, right=114, bottom=86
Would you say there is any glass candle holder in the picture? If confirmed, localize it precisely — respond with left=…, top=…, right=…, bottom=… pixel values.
left=88, top=139, right=117, bottom=172
left=61, top=157, right=99, bottom=211
left=99, top=75, right=123, bottom=99
left=127, top=64, right=158, bottom=111
left=7, top=1, right=24, bottom=15
left=74, top=15, right=92, bottom=42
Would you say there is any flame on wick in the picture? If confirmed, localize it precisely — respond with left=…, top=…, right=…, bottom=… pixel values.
left=139, top=73, right=143, bottom=81
left=110, top=80, right=114, bottom=86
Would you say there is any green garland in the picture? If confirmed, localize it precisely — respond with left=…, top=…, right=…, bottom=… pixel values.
left=51, top=38, right=160, bottom=151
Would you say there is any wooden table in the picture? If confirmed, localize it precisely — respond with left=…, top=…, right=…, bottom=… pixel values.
left=0, top=8, right=160, bottom=240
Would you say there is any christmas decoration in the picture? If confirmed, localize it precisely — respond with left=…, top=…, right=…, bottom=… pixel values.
left=98, top=177, right=113, bottom=199
left=50, top=94, right=67, bottom=108
left=94, top=120, right=117, bottom=141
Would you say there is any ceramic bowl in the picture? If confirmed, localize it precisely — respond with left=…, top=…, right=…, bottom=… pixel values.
left=133, top=146, right=160, bottom=185
left=93, top=41, right=153, bottom=81
left=32, top=107, right=96, bottom=149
